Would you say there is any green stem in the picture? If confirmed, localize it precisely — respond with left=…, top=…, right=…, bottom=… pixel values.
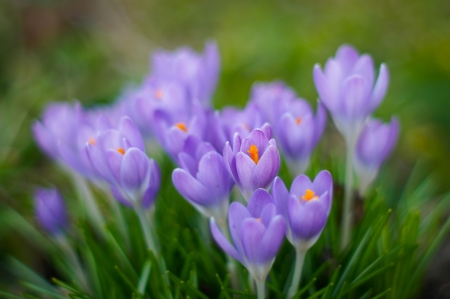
left=135, top=207, right=158, bottom=254
left=340, top=138, right=355, bottom=250
left=256, top=278, right=265, bottom=299
left=287, top=247, right=307, bottom=298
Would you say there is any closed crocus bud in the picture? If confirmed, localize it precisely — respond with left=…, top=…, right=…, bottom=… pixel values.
left=354, top=117, right=399, bottom=195
left=313, top=45, right=389, bottom=144
left=210, top=189, right=285, bottom=284
left=34, top=188, right=68, bottom=236
left=151, top=41, right=220, bottom=107
left=86, top=117, right=160, bottom=208
left=273, top=171, right=332, bottom=250
left=223, top=126, right=280, bottom=200
left=276, top=100, right=326, bottom=175
left=172, top=140, right=234, bottom=221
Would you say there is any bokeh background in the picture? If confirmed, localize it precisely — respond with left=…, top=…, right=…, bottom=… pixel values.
left=1, top=0, right=450, bottom=296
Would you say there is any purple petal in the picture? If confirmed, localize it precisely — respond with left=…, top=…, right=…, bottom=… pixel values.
left=288, top=197, right=327, bottom=241
left=196, top=152, right=231, bottom=203
left=258, top=215, right=285, bottom=263
left=119, top=117, right=145, bottom=152
left=241, top=129, right=269, bottom=157
left=120, top=148, right=150, bottom=193
left=259, top=203, right=277, bottom=228
left=236, top=152, right=257, bottom=198
left=370, top=64, right=389, bottom=111
left=142, top=160, right=160, bottom=208
left=290, top=174, right=312, bottom=199
left=33, top=121, right=58, bottom=157
left=340, top=75, right=371, bottom=119
left=241, top=218, right=265, bottom=264
left=210, top=218, right=242, bottom=262
left=229, top=202, right=251, bottom=256
left=86, top=143, right=115, bottom=184
left=335, top=44, right=359, bottom=76
left=251, top=145, right=280, bottom=190
left=107, top=149, right=124, bottom=184
left=313, top=65, right=332, bottom=109
left=260, top=123, right=273, bottom=140
left=272, top=177, right=289, bottom=221
left=172, top=169, right=211, bottom=206
left=178, top=152, right=197, bottom=175
left=110, top=185, right=132, bottom=207
left=247, top=189, right=273, bottom=218
left=352, top=55, right=375, bottom=89
left=312, top=171, right=333, bottom=214
left=223, top=142, right=239, bottom=186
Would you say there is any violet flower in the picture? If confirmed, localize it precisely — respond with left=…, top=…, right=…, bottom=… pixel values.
left=272, top=171, right=332, bottom=298
left=86, top=117, right=160, bottom=208
left=210, top=189, right=285, bottom=298
left=276, top=100, right=326, bottom=175
left=34, top=188, right=68, bottom=236
left=223, top=125, right=280, bottom=200
left=354, top=117, right=399, bottom=195
left=172, top=138, right=234, bottom=223
left=151, top=41, right=220, bottom=107
left=313, top=44, right=389, bottom=143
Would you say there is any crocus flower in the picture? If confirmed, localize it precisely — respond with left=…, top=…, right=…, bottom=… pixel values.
left=313, top=45, right=389, bottom=144
left=223, top=125, right=280, bottom=200
left=34, top=188, right=68, bottom=236
left=151, top=41, right=220, bottom=107
left=86, top=117, right=160, bottom=208
left=172, top=139, right=234, bottom=221
left=273, top=171, right=332, bottom=298
left=354, top=117, right=399, bottom=195
left=210, top=189, right=285, bottom=285
left=276, top=100, right=326, bottom=175
left=273, top=171, right=332, bottom=249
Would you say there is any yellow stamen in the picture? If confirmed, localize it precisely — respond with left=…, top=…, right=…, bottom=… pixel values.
left=247, top=144, right=259, bottom=164
left=88, top=138, right=96, bottom=145
left=301, top=189, right=318, bottom=202
left=175, top=122, right=188, bottom=132
left=117, top=147, right=125, bottom=155
left=155, top=89, right=163, bottom=99
left=295, top=117, right=302, bottom=125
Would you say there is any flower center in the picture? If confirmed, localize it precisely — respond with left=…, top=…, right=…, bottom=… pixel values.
left=117, top=147, right=125, bottom=155
left=88, top=138, right=96, bottom=145
left=256, top=217, right=261, bottom=222
left=295, top=117, right=302, bottom=125
left=301, top=189, right=318, bottom=202
left=175, top=122, right=188, bottom=132
left=155, top=89, right=164, bottom=99
left=247, top=144, right=259, bottom=164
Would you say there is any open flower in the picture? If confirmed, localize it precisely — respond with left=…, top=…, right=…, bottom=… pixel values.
left=210, top=189, right=285, bottom=282
left=223, top=126, right=280, bottom=200
left=276, top=100, right=326, bottom=175
left=172, top=138, right=234, bottom=221
left=86, top=117, right=160, bottom=208
left=354, top=117, right=399, bottom=195
left=273, top=171, right=332, bottom=249
left=313, top=45, right=389, bottom=144
left=34, top=188, right=68, bottom=236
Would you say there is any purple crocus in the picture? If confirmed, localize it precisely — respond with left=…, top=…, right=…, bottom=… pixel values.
left=210, top=189, right=285, bottom=293
left=272, top=171, right=332, bottom=298
left=34, top=188, right=68, bottom=236
left=273, top=171, right=332, bottom=248
left=151, top=41, right=220, bottom=107
left=313, top=45, right=389, bottom=143
left=276, top=100, right=326, bottom=175
left=172, top=137, right=234, bottom=221
left=86, top=117, right=160, bottom=208
left=223, top=125, right=280, bottom=200
left=354, top=117, right=399, bottom=195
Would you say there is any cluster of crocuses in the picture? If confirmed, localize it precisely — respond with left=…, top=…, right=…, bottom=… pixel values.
left=32, top=41, right=398, bottom=298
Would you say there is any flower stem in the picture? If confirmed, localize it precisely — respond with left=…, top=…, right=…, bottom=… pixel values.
left=287, top=247, right=307, bottom=299
left=256, top=278, right=265, bottom=299
left=135, top=207, right=158, bottom=254
left=340, top=138, right=355, bottom=250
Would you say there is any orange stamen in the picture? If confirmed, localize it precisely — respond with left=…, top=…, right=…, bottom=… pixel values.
left=88, top=138, right=96, bottom=145
left=301, top=189, right=318, bottom=202
left=117, top=147, right=125, bottom=155
left=295, top=117, right=302, bottom=125
left=175, top=122, right=188, bottom=132
left=155, top=89, right=164, bottom=99
left=256, top=218, right=262, bottom=222
left=247, top=144, right=259, bottom=164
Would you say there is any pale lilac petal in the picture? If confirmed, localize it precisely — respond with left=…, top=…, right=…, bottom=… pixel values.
left=119, top=117, right=145, bottom=151
left=241, top=218, right=265, bottom=264
left=223, top=141, right=239, bottom=185
left=335, top=45, right=359, bottom=75
left=120, top=148, right=150, bottom=193
left=106, top=149, right=123, bottom=184
left=247, top=189, right=273, bottom=218
left=251, top=145, right=280, bottom=190
left=196, top=152, right=231, bottom=202
left=290, top=174, right=312, bottom=199
left=288, top=197, right=327, bottom=241
left=313, top=65, right=332, bottom=110
left=110, top=185, right=132, bottom=207
left=172, top=169, right=211, bottom=205
left=236, top=152, right=257, bottom=198
left=272, top=177, right=289, bottom=220
left=340, top=75, right=371, bottom=119
left=229, top=202, right=251, bottom=256
left=370, top=64, right=389, bottom=111
left=352, top=55, right=375, bottom=88
left=258, top=215, right=285, bottom=263
left=210, top=218, right=242, bottom=262
left=259, top=203, right=276, bottom=228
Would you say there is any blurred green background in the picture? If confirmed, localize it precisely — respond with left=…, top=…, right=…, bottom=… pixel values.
left=0, top=0, right=450, bottom=295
